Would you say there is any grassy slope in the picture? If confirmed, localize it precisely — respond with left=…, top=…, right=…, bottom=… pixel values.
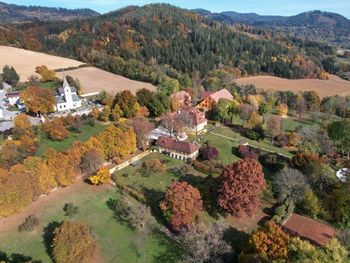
left=36, top=122, right=107, bottom=156
left=0, top=184, right=177, bottom=263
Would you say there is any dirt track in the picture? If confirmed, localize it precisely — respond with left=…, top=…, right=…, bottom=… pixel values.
left=234, top=74, right=350, bottom=97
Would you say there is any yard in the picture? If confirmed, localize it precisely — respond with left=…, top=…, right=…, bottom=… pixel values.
left=36, top=122, right=107, bottom=156
left=0, top=182, right=179, bottom=263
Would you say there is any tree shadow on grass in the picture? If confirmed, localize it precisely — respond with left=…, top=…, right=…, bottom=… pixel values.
left=142, top=187, right=167, bottom=226
left=224, top=226, right=250, bottom=262
left=179, top=174, right=223, bottom=219
left=150, top=227, right=182, bottom=263
left=42, top=221, right=61, bottom=262
left=0, top=251, right=42, bottom=263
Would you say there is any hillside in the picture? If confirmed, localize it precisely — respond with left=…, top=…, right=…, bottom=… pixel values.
left=196, top=10, right=350, bottom=48
left=0, top=4, right=341, bottom=93
left=0, top=1, right=99, bottom=22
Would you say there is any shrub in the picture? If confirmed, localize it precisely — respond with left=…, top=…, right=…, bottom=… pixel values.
left=237, top=144, right=260, bottom=160
left=89, top=168, right=111, bottom=185
left=18, top=215, right=39, bottom=232
left=246, top=126, right=265, bottom=141
left=199, top=143, right=219, bottom=161
left=259, top=153, right=286, bottom=171
left=191, top=160, right=223, bottom=175
left=141, top=159, right=166, bottom=176
left=275, top=204, right=287, bottom=217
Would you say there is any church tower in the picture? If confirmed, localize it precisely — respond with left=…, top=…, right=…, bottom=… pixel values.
left=63, top=76, right=73, bottom=107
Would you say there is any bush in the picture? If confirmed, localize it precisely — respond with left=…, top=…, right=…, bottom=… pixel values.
left=275, top=204, right=287, bottom=217
left=141, top=159, right=166, bottom=176
left=191, top=160, right=223, bottom=175
left=237, top=144, right=260, bottom=159
left=246, top=126, right=265, bottom=141
left=63, top=203, right=79, bottom=218
left=199, top=143, right=219, bottom=161
left=18, top=215, right=39, bottom=232
left=259, top=153, right=286, bottom=171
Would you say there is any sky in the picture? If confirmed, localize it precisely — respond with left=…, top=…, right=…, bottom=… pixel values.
left=3, top=0, right=350, bottom=18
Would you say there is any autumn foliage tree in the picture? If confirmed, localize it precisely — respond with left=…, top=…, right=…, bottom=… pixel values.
left=13, top=114, right=33, bottom=139
left=52, top=221, right=96, bottom=263
left=113, top=90, right=138, bottom=118
left=160, top=181, right=203, bottom=232
left=35, top=65, right=56, bottom=82
left=88, top=168, right=111, bottom=185
left=21, top=86, right=55, bottom=114
left=96, top=124, right=137, bottom=160
left=218, top=158, right=265, bottom=217
left=43, top=117, right=69, bottom=141
left=250, top=221, right=290, bottom=261
left=129, top=116, right=154, bottom=150
left=277, top=103, right=288, bottom=116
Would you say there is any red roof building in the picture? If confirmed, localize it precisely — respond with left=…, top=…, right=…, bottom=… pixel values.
left=197, top=89, right=233, bottom=111
left=282, top=213, right=335, bottom=246
left=156, top=136, right=199, bottom=161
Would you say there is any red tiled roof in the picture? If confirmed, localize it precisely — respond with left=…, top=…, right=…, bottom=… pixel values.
left=200, top=89, right=233, bottom=103
left=180, top=106, right=207, bottom=126
left=282, top=213, right=335, bottom=246
left=156, top=136, right=199, bottom=154
left=200, top=91, right=214, bottom=101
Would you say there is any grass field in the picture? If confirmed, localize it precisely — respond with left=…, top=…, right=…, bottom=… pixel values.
left=64, top=67, right=157, bottom=95
left=0, top=46, right=84, bottom=81
left=0, top=183, right=178, bottom=263
left=234, top=74, right=350, bottom=97
left=36, top=122, right=107, bottom=156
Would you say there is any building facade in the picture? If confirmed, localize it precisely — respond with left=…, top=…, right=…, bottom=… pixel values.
left=156, top=136, right=199, bottom=161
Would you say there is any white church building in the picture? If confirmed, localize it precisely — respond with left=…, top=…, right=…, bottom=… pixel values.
left=55, top=77, right=82, bottom=112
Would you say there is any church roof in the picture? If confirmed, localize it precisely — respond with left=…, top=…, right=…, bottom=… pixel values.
left=71, top=93, right=80, bottom=102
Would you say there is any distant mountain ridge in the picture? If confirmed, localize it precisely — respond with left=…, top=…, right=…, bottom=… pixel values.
left=194, top=9, right=350, bottom=47
left=0, top=1, right=99, bottom=22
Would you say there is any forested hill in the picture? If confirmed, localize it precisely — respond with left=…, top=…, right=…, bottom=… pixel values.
left=195, top=9, right=350, bottom=48
left=0, top=1, right=99, bottom=22
left=0, top=4, right=339, bottom=92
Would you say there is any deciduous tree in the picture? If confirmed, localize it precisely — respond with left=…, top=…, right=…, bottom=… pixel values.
left=218, top=158, right=265, bottom=217
left=89, top=168, right=110, bottom=185
left=267, top=115, right=282, bottom=145
left=129, top=116, right=154, bottom=150
left=160, top=181, right=203, bottom=232
left=52, top=221, right=96, bottom=263
left=21, top=86, right=55, bottom=114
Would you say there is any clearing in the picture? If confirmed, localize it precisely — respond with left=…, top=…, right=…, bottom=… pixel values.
left=234, top=74, right=350, bottom=97
left=64, top=67, right=157, bottom=95
left=0, top=46, right=84, bottom=81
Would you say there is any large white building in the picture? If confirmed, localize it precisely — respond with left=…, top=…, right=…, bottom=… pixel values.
left=55, top=77, right=82, bottom=112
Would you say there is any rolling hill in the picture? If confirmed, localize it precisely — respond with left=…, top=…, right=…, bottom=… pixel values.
left=0, top=1, right=99, bottom=22
left=195, top=9, right=350, bottom=47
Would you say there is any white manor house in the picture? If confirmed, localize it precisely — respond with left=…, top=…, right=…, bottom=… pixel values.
left=55, top=77, right=82, bottom=112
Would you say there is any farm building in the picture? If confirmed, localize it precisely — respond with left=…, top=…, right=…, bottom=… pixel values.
left=181, top=106, right=207, bottom=135
left=196, top=89, right=233, bottom=111
left=156, top=136, right=199, bottom=161
left=5, top=92, right=20, bottom=106
left=282, top=213, right=335, bottom=246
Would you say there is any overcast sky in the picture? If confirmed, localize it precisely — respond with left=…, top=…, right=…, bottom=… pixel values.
left=3, top=0, right=350, bottom=18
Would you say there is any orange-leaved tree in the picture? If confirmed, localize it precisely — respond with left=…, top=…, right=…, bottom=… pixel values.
left=249, top=221, right=290, bottom=261
left=218, top=158, right=265, bottom=217
left=160, top=181, right=203, bottom=232
left=21, top=86, right=55, bottom=114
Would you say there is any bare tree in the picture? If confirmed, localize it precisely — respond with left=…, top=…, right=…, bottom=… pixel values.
left=267, top=115, right=282, bottom=145
left=239, top=103, right=254, bottom=126
left=273, top=168, right=308, bottom=203
left=161, top=112, right=176, bottom=138
left=129, top=117, right=155, bottom=150
left=80, top=148, right=104, bottom=176
left=296, top=95, right=307, bottom=119
left=177, top=221, right=233, bottom=263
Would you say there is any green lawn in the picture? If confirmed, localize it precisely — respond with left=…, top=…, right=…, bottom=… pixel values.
left=206, top=125, right=293, bottom=158
left=36, top=122, right=107, bottom=156
left=0, top=184, right=179, bottom=263
left=39, top=81, right=57, bottom=90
